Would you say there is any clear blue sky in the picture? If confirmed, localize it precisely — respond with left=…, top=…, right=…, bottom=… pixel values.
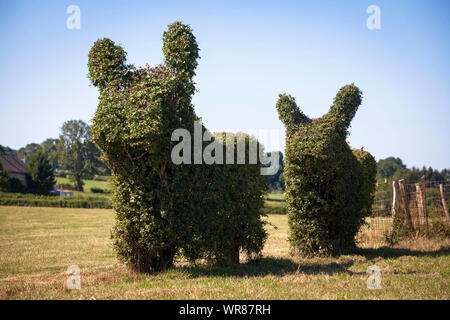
left=0, top=0, right=449, bottom=169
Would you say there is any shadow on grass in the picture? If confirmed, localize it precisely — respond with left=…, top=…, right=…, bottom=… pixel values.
left=178, top=257, right=300, bottom=278
left=355, top=245, right=450, bottom=260
left=178, top=257, right=362, bottom=278
left=176, top=245, right=449, bottom=278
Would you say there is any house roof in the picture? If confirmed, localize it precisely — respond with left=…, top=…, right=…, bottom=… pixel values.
left=0, top=153, right=28, bottom=174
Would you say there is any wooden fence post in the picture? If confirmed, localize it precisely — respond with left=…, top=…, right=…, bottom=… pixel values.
left=392, top=181, right=397, bottom=218
left=415, top=183, right=425, bottom=226
left=421, top=178, right=428, bottom=227
left=399, top=179, right=414, bottom=231
left=439, top=184, right=450, bottom=225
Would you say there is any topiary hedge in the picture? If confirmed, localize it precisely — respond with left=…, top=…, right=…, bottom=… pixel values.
left=89, top=22, right=268, bottom=272
left=276, top=84, right=377, bottom=256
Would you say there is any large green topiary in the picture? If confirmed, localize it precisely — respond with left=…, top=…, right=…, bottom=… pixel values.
left=276, top=84, right=376, bottom=256
left=88, top=22, right=267, bottom=272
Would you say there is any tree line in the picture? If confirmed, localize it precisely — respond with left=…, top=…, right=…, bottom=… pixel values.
left=0, top=119, right=109, bottom=194
left=376, top=156, right=449, bottom=183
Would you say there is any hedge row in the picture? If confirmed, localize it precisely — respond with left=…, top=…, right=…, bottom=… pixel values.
left=262, top=201, right=287, bottom=215
left=0, top=192, right=112, bottom=209
left=0, top=192, right=287, bottom=214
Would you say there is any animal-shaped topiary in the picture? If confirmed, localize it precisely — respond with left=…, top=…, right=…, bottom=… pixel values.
left=88, top=22, right=267, bottom=272
left=276, top=84, right=377, bottom=255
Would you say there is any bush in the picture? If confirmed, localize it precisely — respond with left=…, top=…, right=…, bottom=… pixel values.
left=57, top=171, right=67, bottom=178
left=90, top=187, right=107, bottom=194
left=89, top=22, right=268, bottom=273
left=276, top=84, right=377, bottom=256
left=262, top=201, right=286, bottom=215
left=9, top=178, right=26, bottom=193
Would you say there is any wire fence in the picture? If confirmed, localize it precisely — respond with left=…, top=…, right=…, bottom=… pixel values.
left=359, top=180, right=450, bottom=242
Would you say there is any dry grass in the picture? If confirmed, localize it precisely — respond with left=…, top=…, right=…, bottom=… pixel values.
left=0, top=206, right=448, bottom=299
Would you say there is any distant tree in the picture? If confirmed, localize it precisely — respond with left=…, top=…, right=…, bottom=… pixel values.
left=0, top=161, right=10, bottom=192
left=392, top=167, right=419, bottom=182
left=27, top=149, right=55, bottom=195
left=41, top=138, right=60, bottom=170
left=441, top=169, right=450, bottom=182
left=17, top=143, right=42, bottom=161
left=0, top=145, right=15, bottom=154
left=267, top=151, right=285, bottom=191
left=59, top=120, right=98, bottom=191
left=377, top=157, right=406, bottom=179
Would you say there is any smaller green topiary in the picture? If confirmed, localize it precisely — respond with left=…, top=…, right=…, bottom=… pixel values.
left=277, top=84, right=377, bottom=256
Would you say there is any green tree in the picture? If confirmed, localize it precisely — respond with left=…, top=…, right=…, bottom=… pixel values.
left=377, top=157, right=406, bottom=179
left=27, top=149, right=55, bottom=195
left=0, top=161, right=11, bottom=192
left=58, top=120, right=98, bottom=191
left=17, top=143, right=41, bottom=161
left=267, top=151, right=285, bottom=191
left=41, top=138, right=60, bottom=170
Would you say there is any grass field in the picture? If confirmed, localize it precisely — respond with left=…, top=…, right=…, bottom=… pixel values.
left=55, top=177, right=112, bottom=193
left=0, top=206, right=448, bottom=300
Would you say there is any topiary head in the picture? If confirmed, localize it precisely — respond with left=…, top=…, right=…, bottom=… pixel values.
left=88, top=38, right=130, bottom=89
left=163, top=21, right=200, bottom=79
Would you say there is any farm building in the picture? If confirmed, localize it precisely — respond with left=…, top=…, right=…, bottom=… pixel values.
left=0, top=152, right=28, bottom=188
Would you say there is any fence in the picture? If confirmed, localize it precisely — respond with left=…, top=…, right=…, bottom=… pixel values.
left=359, top=180, right=450, bottom=243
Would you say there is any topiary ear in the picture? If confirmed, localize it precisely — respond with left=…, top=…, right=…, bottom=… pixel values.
left=276, top=94, right=310, bottom=133
left=163, top=22, right=200, bottom=79
left=328, top=84, right=362, bottom=129
left=88, top=38, right=129, bottom=89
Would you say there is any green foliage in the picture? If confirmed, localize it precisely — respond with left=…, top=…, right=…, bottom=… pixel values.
left=58, top=120, right=101, bottom=191
left=16, top=143, right=41, bottom=161
left=276, top=84, right=377, bottom=256
left=9, top=177, right=26, bottom=193
left=267, top=151, right=285, bottom=191
left=40, top=138, right=60, bottom=170
left=0, top=161, right=11, bottom=192
left=375, top=157, right=448, bottom=190
left=27, top=149, right=55, bottom=195
left=263, top=201, right=287, bottom=215
left=0, top=145, right=15, bottom=154
left=182, top=133, right=269, bottom=265
left=89, top=22, right=267, bottom=272
left=90, top=187, right=108, bottom=194
left=353, top=149, right=377, bottom=217
left=162, top=21, right=200, bottom=80
left=88, top=38, right=131, bottom=89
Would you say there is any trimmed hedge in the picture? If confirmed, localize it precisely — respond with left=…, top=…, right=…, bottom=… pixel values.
left=89, top=22, right=268, bottom=273
left=0, top=192, right=112, bottom=209
left=276, top=84, right=377, bottom=256
left=262, top=201, right=287, bottom=215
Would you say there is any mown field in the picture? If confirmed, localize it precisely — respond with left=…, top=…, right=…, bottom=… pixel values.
left=55, top=177, right=112, bottom=193
left=0, top=206, right=448, bottom=299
